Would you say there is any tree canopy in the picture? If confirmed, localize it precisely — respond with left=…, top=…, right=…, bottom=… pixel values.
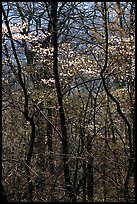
left=2, top=2, right=135, bottom=202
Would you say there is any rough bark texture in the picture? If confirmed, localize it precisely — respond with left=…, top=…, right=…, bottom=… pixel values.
left=51, top=2, right=76, bottom=202
left=2, top=6, right=36, bottom=202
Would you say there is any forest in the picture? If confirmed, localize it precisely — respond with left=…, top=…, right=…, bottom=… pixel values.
left=2, top=2, right=135, bottom=202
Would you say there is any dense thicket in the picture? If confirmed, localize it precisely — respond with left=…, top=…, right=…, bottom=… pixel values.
left=2, top=2, right=135, bottom=202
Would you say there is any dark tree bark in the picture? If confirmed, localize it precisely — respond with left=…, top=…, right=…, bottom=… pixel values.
left=45, top=4, right=55, bottom=176
left=101, top=3, right=134, bottom=201
left=51, top=2, right=76, bottom=202
left=87, top=157, right=94, bottom=202
left=47, top=105, right=54, bottom=174
left=1, top=184, right=8, bottom=202
left=2, top=6, right=36, bottom=202
left=82, top=160, right=87, bottom=202
left=87, top=132, right=94, bottom=202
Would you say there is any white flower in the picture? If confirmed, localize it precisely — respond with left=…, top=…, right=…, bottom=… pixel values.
left=41, top=79, right=47, bottom=84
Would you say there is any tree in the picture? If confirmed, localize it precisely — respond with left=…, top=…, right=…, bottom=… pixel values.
left=2, top=2, right=135, bottom=202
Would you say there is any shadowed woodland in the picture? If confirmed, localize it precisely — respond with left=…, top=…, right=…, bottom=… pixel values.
left=2, top=2, right=135, bottom=202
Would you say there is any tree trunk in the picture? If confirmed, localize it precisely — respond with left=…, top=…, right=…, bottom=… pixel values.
left=51, top=2, right=76, bottom=202
left=87, top=157, right=94, bottom=202
left=2, top=184, right=8, bottom=202
left=47, top=103, right=54, bottom=174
